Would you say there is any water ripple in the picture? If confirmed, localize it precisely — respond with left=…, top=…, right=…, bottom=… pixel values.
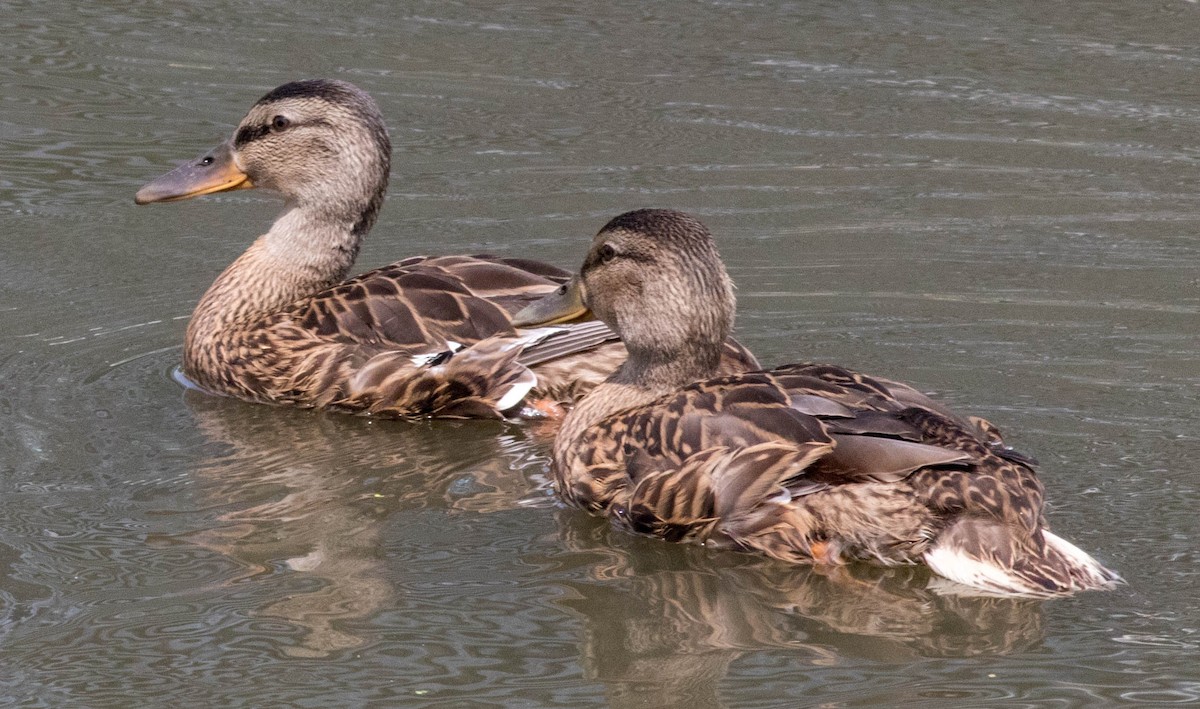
left=2, top=0, right=1199, bottom=705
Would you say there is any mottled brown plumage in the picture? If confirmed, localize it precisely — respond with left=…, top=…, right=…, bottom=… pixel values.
left=519, top=208, right=1118, bottom=596
left=136, top=80, right=758, bottom=418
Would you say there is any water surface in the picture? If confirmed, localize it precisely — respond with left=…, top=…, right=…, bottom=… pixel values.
left=2, top=1, right=1199, bottom=706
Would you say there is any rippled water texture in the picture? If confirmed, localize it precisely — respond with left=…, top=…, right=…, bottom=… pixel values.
left=2, top=1, right=1199, bottom=706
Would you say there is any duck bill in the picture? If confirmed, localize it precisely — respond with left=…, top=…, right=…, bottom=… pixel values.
left=511, top=276, right=592, bottom=327
left=134, top=140, right=253, bottom=204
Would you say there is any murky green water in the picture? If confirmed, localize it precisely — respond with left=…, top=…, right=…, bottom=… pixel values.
left=2, top=0, right=1199, bottom=705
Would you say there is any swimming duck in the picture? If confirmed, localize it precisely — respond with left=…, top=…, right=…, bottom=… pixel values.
left=135, top=79, right=761, bottom=418
left=513, top=208, right=1118, bottom=596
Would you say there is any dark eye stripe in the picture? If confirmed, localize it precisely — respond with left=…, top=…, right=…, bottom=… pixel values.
left=234, top=124, right=271, bottom=148
left=233, top=117, right=331, bottom=148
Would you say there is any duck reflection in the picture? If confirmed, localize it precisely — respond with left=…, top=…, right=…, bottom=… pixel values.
left=178, top=388, right=1046, bottom=675
left=179, top=390, right=542, bottom=658
left=550, top=512, right=1045, bottom=708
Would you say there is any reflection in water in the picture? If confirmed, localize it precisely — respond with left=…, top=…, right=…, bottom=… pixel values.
left=551, top=513, right=1044, bottom=708
left=0, top=0, right=1195, bottom=701
left=178, top=391, right=546, bottom=658
left=177, top=380, right=1046, bottom=678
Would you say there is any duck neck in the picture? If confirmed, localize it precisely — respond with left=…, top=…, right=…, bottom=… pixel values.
left=557, top=341, right=721, bottom=452
left=613, top=341, right=721, bottom=393
left=184, top=202, right=373, bottom=365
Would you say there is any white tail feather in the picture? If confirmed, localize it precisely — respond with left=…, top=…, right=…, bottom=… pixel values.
left=923, top=546, right=1040, bottom=597
left=1043, top=530, right=1122, bottom=587
left=495, top=369, right=537, bottom=412
left=924, top=529, right=1120, bottom=598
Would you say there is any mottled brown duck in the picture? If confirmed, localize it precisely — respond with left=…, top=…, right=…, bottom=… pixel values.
left=513, top=208, right=1119, bottom=596
left=135, top=79, right=760, bottom=418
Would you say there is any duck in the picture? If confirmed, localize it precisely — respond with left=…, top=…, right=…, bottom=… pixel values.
left=135, top=79, right=761, bottom=418
left=512, top=208, right=1119, bottom=596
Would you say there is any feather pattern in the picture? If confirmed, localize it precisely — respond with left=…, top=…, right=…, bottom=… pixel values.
left=542, top=209, right=1118, bottom=597
left=186, top=253, right=626, bottom=417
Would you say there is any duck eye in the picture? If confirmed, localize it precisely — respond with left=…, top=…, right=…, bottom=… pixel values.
left=597, top=244, right=618, bottom=263
left=271, top=115, right=290, bottom=131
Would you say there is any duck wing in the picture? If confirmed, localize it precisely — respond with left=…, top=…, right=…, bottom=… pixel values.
left=560, top=369, right=983, bottom=556
left=285, top=254, right=567, bottom=353
left=214, top=255, right=618, bottom=417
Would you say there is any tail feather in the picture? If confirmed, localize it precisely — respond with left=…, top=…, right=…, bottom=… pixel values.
left=923, top=518, right=1119, bottom=598
left=343, top=334, right=538, bottom=418
left=1041, top=529, right=1123, bottom=590
left=413, top=335, right=538, bottom=417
